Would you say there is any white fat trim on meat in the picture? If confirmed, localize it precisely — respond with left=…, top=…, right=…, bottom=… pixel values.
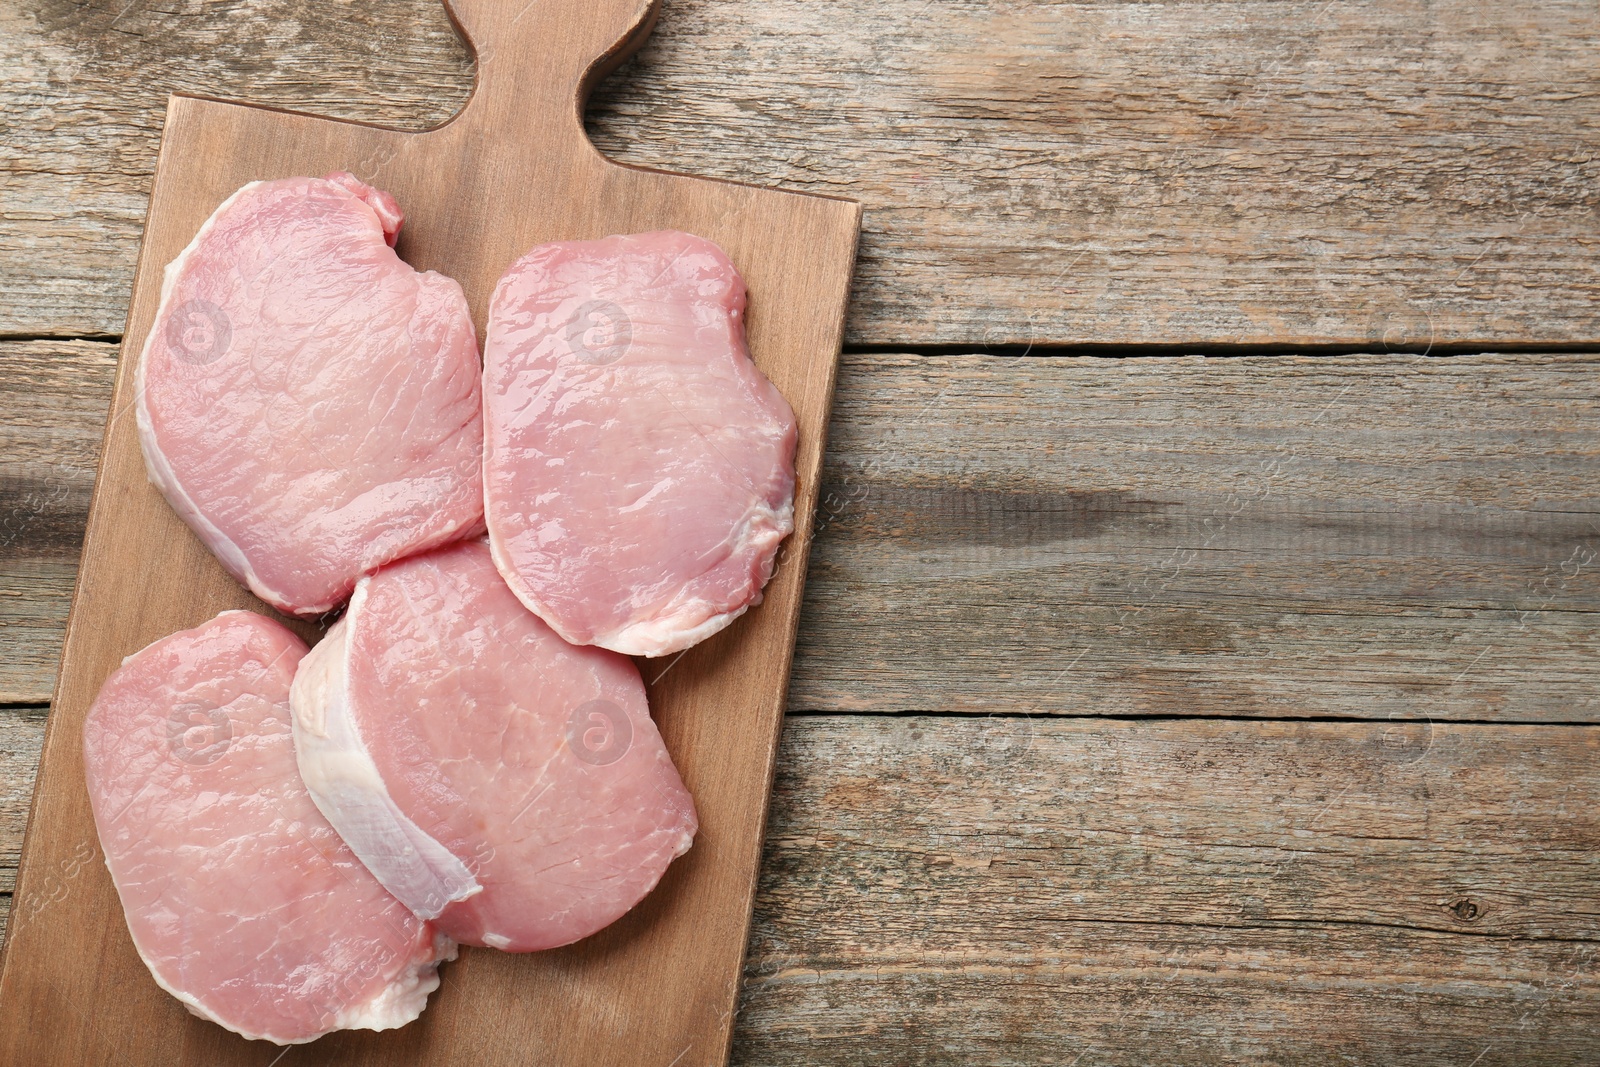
left=594, top=499, right=793, bottom=657
left=331, top=931, right=458, bottom=1036
left=123, top=903, right=455, bottom=1045
left=291, top=584, right=482, bottom=920
left=487, top=495, right=794, bottom=658
left=134, top=182, right=265, bottom=605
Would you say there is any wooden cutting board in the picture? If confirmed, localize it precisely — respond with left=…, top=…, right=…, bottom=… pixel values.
left=0, top=0, right=859, bottom=1062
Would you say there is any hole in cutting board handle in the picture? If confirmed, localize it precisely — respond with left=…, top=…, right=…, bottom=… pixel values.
left=442, top=0, right=661, bottom=132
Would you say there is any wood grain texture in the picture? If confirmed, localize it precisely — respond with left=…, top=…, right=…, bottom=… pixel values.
left=8, top=344, right=1599, bottom=724
left=735, top=715, right=1600, bottom=1065
left=0, top=342, right=116, bottom=702
left=5, top=0, right=1600, bottom=344
left=0, top=709, right=46, bottom=898
left=791, top=350, right=1600, bottom=723
left=0, top=0, right=859, bottom=1062
left=0, top=710, right=1595, bottom=1063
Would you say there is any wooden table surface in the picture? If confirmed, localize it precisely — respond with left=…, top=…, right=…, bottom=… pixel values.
left=3, top=0, right=1597, bottom=1062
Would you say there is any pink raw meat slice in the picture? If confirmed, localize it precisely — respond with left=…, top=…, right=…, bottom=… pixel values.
left=81, top=610, right=453, bottom=1045
left=136, top=172, right=484, bottom=617
left=483, top=230, right=797, bottom=657
left=291, top=540, right=698, bottom=952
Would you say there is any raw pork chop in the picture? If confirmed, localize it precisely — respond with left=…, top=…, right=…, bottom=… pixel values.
left=82, top=610, right=453, bottom=1045
left=291, top=540, right=697, bottom=951
left=483, top=230, right=797, bottom=656
left=136, top=172, right=484, bottom=617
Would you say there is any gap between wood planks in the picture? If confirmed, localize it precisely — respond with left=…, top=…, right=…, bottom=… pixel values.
left=16, top=698, right=1600, bottom=728
left=863, top=911, right=1600, bottom=945
left=784, top=707, right=1600, bottom=729
left=0, top=333, right=120, bottom=344
left=851, top=340, right=1600, bottom=359
left=18, top=334, right=1600, bottom=358
left=11, top=699, right=1600, bottom=731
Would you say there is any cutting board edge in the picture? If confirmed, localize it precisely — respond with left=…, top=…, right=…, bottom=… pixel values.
left=157, top=91, right=867, bottom=212
left=703, top=215, right=861, bottom=1066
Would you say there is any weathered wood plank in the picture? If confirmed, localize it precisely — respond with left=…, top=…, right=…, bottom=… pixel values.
left=740, top=924, right=1597, bottom=1066
left=0, top=711, right=1594, bottom=1061
left=0, top=342, right=116, bottom=702
left=5, top=0, right=1600, bottom=344
left=733, top=715, right=1600, bottom=1065
left=6, top=343, right=1599, bottom=722
left=0, top=707, right=46, bottom=898
left=791, top=351, right=1600, bottom=722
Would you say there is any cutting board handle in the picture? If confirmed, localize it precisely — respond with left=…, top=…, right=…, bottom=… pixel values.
left=445, top=0, right=661, bottom=134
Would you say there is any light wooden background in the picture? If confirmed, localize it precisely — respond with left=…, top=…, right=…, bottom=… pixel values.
left=3, top=0, right=1598, bottom=1062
